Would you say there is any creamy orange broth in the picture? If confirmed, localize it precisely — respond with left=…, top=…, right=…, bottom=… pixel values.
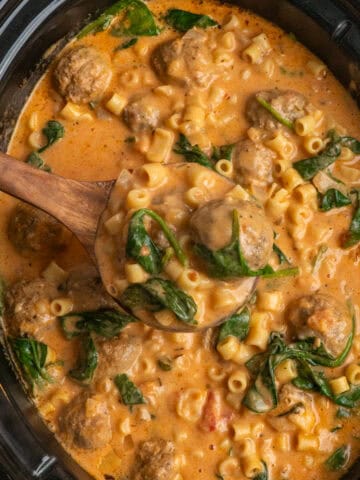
left=2, top=0, right=360, bottom=479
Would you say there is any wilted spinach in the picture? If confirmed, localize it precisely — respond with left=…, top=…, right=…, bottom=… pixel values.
left=114, top=373, right=145, bottom=406
left=126, top=208, right=187, bottom=274
left=273, top=244, right=290, bottom=264
left=193, top=209, right=299, bottom=279
left=38, top=120, right=64, bottom=153
left=157, top=356, right=172, bottom=371
left=325, top=445, right=350, bottom=471
left=254, top=461, right=268, bottom=480
left=218, top=307, right=250, bottom=343
left=26, top=152, right=51, bottom=172
left=165, top=9, right=218, bottom=32
left=10, top=337, right=53, bottom=389
left=319, top=188, right=351, bottom=212
left=69, top=336, right=98, bottom=384
left=115, top=37, right=138, bottom=51
left=60, top=308, right=136, bottom=339
left=294, top=130, right=360, bottom=180
left=343, top=190, right=360, bottom=248
left=173, top=134, right=234, bottom=170
left=121, top=277, right=197, bottom=325
left=78, top=0, right=159, bottom=39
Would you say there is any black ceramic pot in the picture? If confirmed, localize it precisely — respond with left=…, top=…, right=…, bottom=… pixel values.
left=0, top=1, right=359, bottom=478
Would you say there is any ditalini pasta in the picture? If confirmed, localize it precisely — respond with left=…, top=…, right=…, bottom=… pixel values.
left=2, top=0, right=360, bottom=479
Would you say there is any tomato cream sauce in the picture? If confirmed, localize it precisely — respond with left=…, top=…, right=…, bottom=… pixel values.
left=3, top=1, right=360, bottom=479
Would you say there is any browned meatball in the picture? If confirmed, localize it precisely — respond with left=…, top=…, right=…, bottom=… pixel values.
left=267, top=384, right=315, bottom=432
left=53, top=45, right=112, bottom=104
left=152, top=29, right=215, bottom=87
left=5, top=279, right=59, bottom=336
left=190, top=198, right=273, bottom=270
left=63, top=265, right=117, bottom=311
left=95, top=334, right=142, bottom=380
left=288, top=294, right=352, bottom=357
left=246, top=89, right=309, bottom=130
left=233, top=140, right=275, bottom=187
left=123, top=95, right=161, bottom=132
left=59, top=393, right=112, bottom=449
left=132, top=438, right=175, bottom=480
left=8, top=203, right=71, bottom=258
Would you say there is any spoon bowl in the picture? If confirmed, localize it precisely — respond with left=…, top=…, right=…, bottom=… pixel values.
left=0, top=152, right=256, bottom=331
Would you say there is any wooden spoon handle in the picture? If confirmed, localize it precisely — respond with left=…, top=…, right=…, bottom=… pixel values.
left=0, top=151, right=114, bottom=254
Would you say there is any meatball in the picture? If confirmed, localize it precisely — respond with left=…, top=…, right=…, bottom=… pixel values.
left=8, top=203, right=71, bottom=258
left=5, top=279, right=59, bottom=336
left=132, top=438, right=175, bottom=480
left=123, top=95, right=161, bottom=133
left=59, top=393, right=112, bottom=449
left=233, top=140, right=275, bottom=187
left=63, top=265, right=117, bottom=311
left=267, top=384, right=316, bottom=432
left=152, top=29, right=215, bottom=87
left=288, top=294, right=352, bottom=357
left=246, top=89, right=309, bottom=130
left=54, top=45, right=112, bottom=104
left=190, top=198, right=273, bottom=270
left=95, top=334, right=142, bottom=380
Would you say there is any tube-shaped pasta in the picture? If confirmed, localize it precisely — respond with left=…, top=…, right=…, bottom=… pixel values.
left=266, top=188, right=290, bottom=218
left=42, top=261, right=69, bottom=285
left=50, top=297, right=73, bottom=316
left=28, top=131, right=43, bottom=149
left=338, top=146, right=355, bottom=162
left=177, top=269, right=201, bottom=290
left=307, top=60, right=327, bottom=78
left=275, top=359, right=298, bottom=383
left=266, top=133, right=296, bottom=159
left=238, top=437, right=256, bottom=457
left=218, top=457, right=239, bottom=477
left=215, top=159, right=233, bottom=178
left=346, top=364, right=360, bottom=385
left=287, top=204, right=313, bottom=225
left=106, top=93, right=127, bottom=116
left=257, top=291, right=284, bottom=312
left=183, top=105, right=205, bottom=126
left=28, top=112, right=39, bottom=131
left=219, top=31, right=236, bottom=51
left=275, top=433, right=291, bottom=452
left=273, top=158, right=291, bottom=177
left=187, top=164, right=216, bottom=189
left=176, top=388, right=207, bottom=422
left=146, top=128, right=175, bottom=163
left=212, top=287, right=237, bottom=310
left=232, top=421, right=251, bottom=441
left=208, top=366, right=227, bottom=382
left=126, top=189, right=151, bottom=209
left=223, top=13, right=240, bottom=30
left=293, top=183, right=318, bottom=209
left=60, top=102, right=93, bottom=121
left=241, top=454, right=264, bottom=478
left=166, top=113, right=182, bottom=130
left=246, top=312, right=269, bottom=349
left=330, top=376, right=350, bottom=395
left=154, top=309, right=177, bottom=326
left=232, top=344, right=258, bottom=365
left=213, top=50, right=234, bottom=68
left=227, top=369, right=248, bottom=394
left=303, top=136, right=324, bottom=155
left=226, top=185, right=250, bottom=201
left=281, top=168, right=304, bottom=191
left=184, top=187, right=207, bottom=207
left=297, top=434, right=319, bottom=452
left=295, top=115, right=316, bottom=137
left=140, top=164, right=168, bottom=188
left=125, top=263, right=149, bottom=284
left=217, top=336, right=240, bottom=361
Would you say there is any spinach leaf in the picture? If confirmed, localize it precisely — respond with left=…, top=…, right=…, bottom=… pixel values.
left=211, top=144, right=235, bottom=162
left=194, top=209, right=299, bottom=279
left=126, top=208, right=187, bottom=274
left=254, top=461, right=268, bottom=480
left=336, top=407, right=351, bottom=419
left=121, top=278, right=198, bottom=325
left=26, top=152, right=51, bottom=172
left=256, top=96, right=294, bottom=130
left=38, top=120, right=64, bottom=153
left=111, top=0, right=160, bottom=36
left=334, top=385, right=360, bottom=408
left=115, top=37, right=138, bottom=51
left=10, top=337, right=53, bottom=388
left=343, top=190, right=360, bottom=248
left=165, top=9, right=218, bottom=32
left=215, top=475, right=224, bottom=480
left=218, top=307, right=250, bottom=343
left=319, top=189, right=351, bottom=211
left=294, top=131, right=360, bottom=180
left=312, top=244, right=328, bottom=273
left=114, top=373, right=145, bottom=405
left=273, top=244, right=290, bottom=264
left=60, top=308, right=136, bottom=339
left=325, top=445, right=350, bottom=471
left=174, top=134, right=214, bottom=169
left=78, top=0, right=159, bottom=38
left=157, top=356, right=172, bottom=371
left=69, top=336, right=98, bottom=384
left=120, top=283, right=163, bottom=312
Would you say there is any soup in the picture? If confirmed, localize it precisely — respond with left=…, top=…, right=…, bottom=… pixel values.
left=2, top=0, right=360, bottom=479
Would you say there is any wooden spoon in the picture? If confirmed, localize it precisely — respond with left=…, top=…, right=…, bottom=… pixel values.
left=0, top=152, right=256, bottom=331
